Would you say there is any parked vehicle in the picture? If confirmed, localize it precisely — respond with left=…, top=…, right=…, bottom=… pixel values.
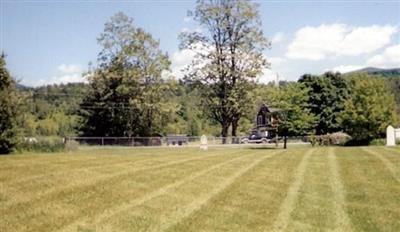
left=241, top=130, right=270, bottom=144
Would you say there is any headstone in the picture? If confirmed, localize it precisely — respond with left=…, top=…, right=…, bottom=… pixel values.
left=200, top=135, right=208, bottom=150
left=386, top=125, right=395, bottom=146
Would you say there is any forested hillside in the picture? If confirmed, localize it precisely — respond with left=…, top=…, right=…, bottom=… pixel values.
left=19, top=83, right=87, bottom=137
left=346, top=67, right=400, bottom=114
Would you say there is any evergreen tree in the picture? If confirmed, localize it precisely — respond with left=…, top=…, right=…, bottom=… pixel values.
left=0, top=54, right=21, bottom=154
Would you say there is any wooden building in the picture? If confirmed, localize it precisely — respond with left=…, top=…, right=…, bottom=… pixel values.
left=247, top=104, right=282, bottom=143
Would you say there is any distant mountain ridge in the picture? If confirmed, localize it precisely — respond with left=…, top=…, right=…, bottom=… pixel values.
left=346, top=67, right=400, bottom=77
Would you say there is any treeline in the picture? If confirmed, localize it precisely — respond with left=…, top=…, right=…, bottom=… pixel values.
left=1, top=0, right=399, bottom=154
left=1, top=54, right=399, bottom=154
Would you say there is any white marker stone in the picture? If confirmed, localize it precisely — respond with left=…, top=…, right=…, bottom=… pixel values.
left=386, top=125, right=395, bottom=146
left=200, top=135, right=208, bottom=150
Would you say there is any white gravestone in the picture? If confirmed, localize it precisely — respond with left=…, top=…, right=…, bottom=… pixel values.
left=386, top=125, right=396, bottom=146
left=200, top=135, right=208, bottom=150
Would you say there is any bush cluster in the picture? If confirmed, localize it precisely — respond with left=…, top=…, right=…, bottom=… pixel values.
left=369, top=139, right=386, bottom=146
left=307, top=132, right=352, bottom=146
left=65, top=140, right=79, bottom=152
left=18, top=137, right=65, bottom=153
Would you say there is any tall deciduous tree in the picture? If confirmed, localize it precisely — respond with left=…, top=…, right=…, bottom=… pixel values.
left=0, top=54, right=21, bottom=154
left=180, top=0, right=270, bottom=139
left=299, top=72, right=349, bottom=135
left=80, top=12, right=172, bottom=137
left=338, top=74, right=398, bottom=144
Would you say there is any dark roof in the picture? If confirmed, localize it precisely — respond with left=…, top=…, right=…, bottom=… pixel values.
left=259, top=103, right=283, bottom=113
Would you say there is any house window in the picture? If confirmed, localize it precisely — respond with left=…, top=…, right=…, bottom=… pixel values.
left=257, top=115, right=263, bottom=125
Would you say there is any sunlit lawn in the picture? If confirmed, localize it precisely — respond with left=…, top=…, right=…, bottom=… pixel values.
left=0, top=146, right=399, bottom=231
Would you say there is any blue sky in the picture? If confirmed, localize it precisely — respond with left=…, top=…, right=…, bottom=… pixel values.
left=1, top=0, right=399, bottom=86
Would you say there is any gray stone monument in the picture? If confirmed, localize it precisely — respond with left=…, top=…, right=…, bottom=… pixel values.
left=386, top=125, right=395, bottom=146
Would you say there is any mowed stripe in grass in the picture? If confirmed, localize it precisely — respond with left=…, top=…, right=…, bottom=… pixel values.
left=1, top=149, right=245, bottom=231
left=371, top=147, right=400, bottom=181
left=273, top=149, right=313, bottom=231
left=362, top=148, right=400, bottom=183
left=0, top=148, right=137, bottom=169
left=166, top=148, right=307, bottom=232
left=61, top=151, right=261, bottom=231
left=1, top=148, right=223, bottom=207
left=1, top=148, right=196, bottom=185
left=160, top=151, right=281, bottom=232
left=327, top=147, right=353, bottom=231
left=0, top=148, right=204, bottom=184
left=336, top=147, right=400, bottom=231
left=285, top=148, right=351, bottom=231
left=2, top=151, right=247, bottom=230
left=1, top=146, right=400, bottom=231
left=89, top=149, right=280, bottom=232
left=1, top=148, right=208, bottom=194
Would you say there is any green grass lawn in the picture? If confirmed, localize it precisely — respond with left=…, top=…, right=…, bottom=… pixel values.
left=0, top=146, right=399, bottom=231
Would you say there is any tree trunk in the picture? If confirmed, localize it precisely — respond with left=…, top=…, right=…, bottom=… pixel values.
left=283, top=136, right=287, bottom=149
left=147, top=108, right=152, bottom=136
left=231, top=118, right=239, bottom=144
left=221, top=121, right=229, bottom=144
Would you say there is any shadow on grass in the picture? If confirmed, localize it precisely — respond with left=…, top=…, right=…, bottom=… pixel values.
left=246, top=146, right=280, bottom=150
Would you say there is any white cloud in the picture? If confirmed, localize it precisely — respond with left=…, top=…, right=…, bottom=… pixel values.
left=271, top=32, right=284, bottom=44
left=258, top=69, right=279, bottom=84
left=57, top=64, right=81, bottom=74
left=327, top=43, right=400, bottom=73
left=169, top=50, right=287, bottom=83
left=49, top=64, right=86, bottom=85
left=328, top=65, right=365, bottom=73
left=183, top=16, right=192, bottom=23
left=268, top=56, right=286, bottom=66
left=257, top=55, right=284, bottom=84
left=169, top=43, right=211, bottom=79
left=287, top=24, right=397, bottom=60
left=366, top=44, right=400, bottom=68
left=181, top=26, right=202, bottom=34
left=170, top=49, right=196, bottom=79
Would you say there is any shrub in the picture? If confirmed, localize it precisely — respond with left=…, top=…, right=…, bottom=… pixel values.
left=18, top=137, right=65, bottom=153
left=327, top=132, right=352, bottom=146
left=306, top=132, right=351, bottom=146
left=308, top=135, right=317, bottom=147
left=369, top=138, right=386, bottom=146
left=65, top=139, right=79, bottom=152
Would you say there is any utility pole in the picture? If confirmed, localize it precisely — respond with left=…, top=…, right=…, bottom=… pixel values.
left=275, top=73, right=280, bottom=88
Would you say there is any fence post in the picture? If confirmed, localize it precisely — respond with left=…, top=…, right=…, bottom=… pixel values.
left=101, top=137, right=104, bottom=146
